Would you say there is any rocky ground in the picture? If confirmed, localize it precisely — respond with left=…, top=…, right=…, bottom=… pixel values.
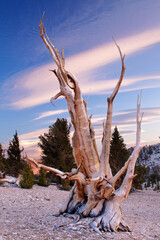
left=0, top=185, right=160, bottom=240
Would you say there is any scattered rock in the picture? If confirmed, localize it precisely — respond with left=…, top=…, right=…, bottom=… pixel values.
left=0, top=185, right=160, bottom=239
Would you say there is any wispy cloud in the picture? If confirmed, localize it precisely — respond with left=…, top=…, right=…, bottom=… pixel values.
left=91, top=107, right=160, bottom=127
left=19, top=128, right=48, bottom=158
left=19, top=128, right=48, bottom=140
left=20, top=106, right=160, bottom=157
left=65, top=27, right=160, bottom=74
left=81, top=75, right=160, bottom=95
left=3, top=130, right=43, bottom=159
left=24, top=145, right=42, bottom=159
left=32, top=109, right=68, bottom=121
left=92, top=107, right=160, bottom=151
left=2, top=27, right=160, bottom=109
left=20, top=139, right=39, bottom=148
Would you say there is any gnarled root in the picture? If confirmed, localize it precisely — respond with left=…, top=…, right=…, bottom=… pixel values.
left=90, top=197, right=130, bottom=234
left=90, top=199, right=105, bottom=217
left=78, top=194, right=99, bottom=217
left=60, top=186, right=130, bottom=237
left=59, top=182, right=131, bottom=236
left=67, top=192, right=85, bottom=214
left=59, top=183, right=85, bottom=214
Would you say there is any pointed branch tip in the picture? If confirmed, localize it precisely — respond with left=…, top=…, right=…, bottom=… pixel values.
left=42, top=11, right=45, bottom=19
left=130, top=174, right=137, bottom=180
left=40, top=11, right=45, bottom=24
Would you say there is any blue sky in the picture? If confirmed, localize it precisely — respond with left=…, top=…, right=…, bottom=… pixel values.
left=1, top=0, right=160, bottom=158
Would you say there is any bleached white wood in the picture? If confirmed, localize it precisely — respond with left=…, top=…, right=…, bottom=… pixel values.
left=25, top=14, right=143, bottom=234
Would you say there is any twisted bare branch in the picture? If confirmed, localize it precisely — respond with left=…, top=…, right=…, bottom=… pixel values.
left=26, top=156, right=87, bottom=185
left=100, top=40, right=126, bottom=180
left=116, top=93, right=143, bottom=201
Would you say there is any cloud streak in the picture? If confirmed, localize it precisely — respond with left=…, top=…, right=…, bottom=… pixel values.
left=19, top=106, right=160, bottom=157
left=2, top=27, right=160, bottom=109
left=32, top=109, right=68, bottom=121
left=65, top=27, right=160, bottom=74
left=19, top=128, right=48, bottom=140
left=19, top=128, right=48, bottom=158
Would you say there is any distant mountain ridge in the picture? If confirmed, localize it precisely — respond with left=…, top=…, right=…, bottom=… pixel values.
left=129, top=143, right=160, bottom=173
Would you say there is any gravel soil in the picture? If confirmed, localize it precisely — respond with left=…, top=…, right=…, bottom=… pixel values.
left=0, top=185, right=160, bottom=240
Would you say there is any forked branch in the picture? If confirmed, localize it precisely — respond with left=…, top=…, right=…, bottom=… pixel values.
left=117, top=93, right=143, bottom=200
left=109, top=158, right=131, bottom=187
left=39, top=14, right=60, bottom=68
left=26, top=156, right=65, bottom=177
left=26, top=156, right=87, bottom=184
left=110, top=38, right=125, bottom=101
left=32, top=14, right=144, bottom=234
left=39, top=15, right=100, bottom=177
left=100, top=40, right=126, bottom=179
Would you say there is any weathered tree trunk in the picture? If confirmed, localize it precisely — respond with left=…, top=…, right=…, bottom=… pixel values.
left=0, top=174, right=22, bottom=187
left=0, top=171, right=6, bottom=179
left=27, top=15, right=143, bottom=235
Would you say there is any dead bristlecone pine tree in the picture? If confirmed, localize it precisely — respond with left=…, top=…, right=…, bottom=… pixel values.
left=27, top=14, right=143, bottom=236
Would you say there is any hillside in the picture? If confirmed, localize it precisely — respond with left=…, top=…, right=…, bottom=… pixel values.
left=137, top=143, right=160, bottom=172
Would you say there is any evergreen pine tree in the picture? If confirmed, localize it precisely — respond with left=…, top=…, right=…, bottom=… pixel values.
left=148, top=145, right=153, bottom=154
left=38, top=168, right=50, bottom=187
left=20, top=163, right=34, bottom=189
left=0, top=144, right=5, bottom=171
left=7, top=131, right=24, bottom=177
left=38, top=118, right=75, bottom=189
left=109, top=126, right=130, bottom=188
left=133, top=165, right=149, bottom=189
left=149, top=165, right=160, bottom=190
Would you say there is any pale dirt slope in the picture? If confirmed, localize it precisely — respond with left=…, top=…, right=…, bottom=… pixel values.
left=0, top=185, right=160, bottom=240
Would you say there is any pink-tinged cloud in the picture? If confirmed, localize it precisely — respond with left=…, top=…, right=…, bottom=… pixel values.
left=19, top=107, right=160, bottom=158
left=32, top=109, right=68, bottom=121
left=19, top=128, right=48, bottom=140
left=19, top=128, right=48, bottom=158
left=24, top=146, right=42, bottom=159
left=65, top=27, right=160, bottom=74
left=3, top=27, right=160, bottom=109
